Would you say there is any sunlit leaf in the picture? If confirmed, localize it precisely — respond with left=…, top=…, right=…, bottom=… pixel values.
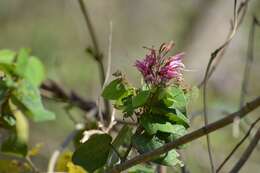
left=12, top=80, right=55, bottom=122
left=127, top=164, right=154, bottom=173
left=132, top=90, right=150, bottom=108
left=140, top=115, right=186, bottom=136
left=24, top=56, right=45, bottom=86
left=102, top=78, right=128, bottom=100
left=15, top=48, right=30, bottom=77
left=0, top=49, right=16, bottom=64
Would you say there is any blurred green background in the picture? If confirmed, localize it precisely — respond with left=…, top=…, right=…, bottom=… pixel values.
left=0, top=0, right=260, bottom=172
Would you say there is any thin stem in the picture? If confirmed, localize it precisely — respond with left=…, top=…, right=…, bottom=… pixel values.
left=47, top=124, right=84, bottom=173
left=201, top=1, right=246, bottom=172
left=239, top=16, right=258, bottom=108
left=26, top=156, right=39, bottom=173
left=41, top=80, right=96, bottom=112
left=217, top=116, right=260, bottom=172
left=110, top=144, right=123, bottom=161
left=229, top=128, right=260, bottom=173
left=106, top=96, right=260, bottom=172
left=77, top=0, right=111, bottom=122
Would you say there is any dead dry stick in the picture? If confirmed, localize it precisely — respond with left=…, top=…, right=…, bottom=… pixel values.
left=201, top=0, right=251, bottom=172
left=77, top=0, right=111, bottom=122
left=217, top=117, right=260, bottom=172
left=237, top=16, right=260, bottom=138
left=106, top=96, right=260, bottom=173
left=229, top=128, right=260, bottom=173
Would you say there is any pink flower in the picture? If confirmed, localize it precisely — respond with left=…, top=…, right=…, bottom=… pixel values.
left=135, top=49, right=157, bottom=83
left=159, top=53, right=185, bottom=81
left=135, top=42, right=185, bottom=85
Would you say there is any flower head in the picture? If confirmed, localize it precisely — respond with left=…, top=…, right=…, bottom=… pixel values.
left=135, top=49, right=157, bottom=83
left=135, top=42, right=185, bottom=85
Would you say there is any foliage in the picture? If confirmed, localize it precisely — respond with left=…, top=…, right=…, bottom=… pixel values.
left=72, top=42, right=197, bottom=172
left=0, top=48, right=55, bottom=156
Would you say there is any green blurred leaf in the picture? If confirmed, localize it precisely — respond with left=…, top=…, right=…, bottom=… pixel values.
left=132, top=90, right=150, bottom=108
left=0, top=49, right=16, bottom=64
left=72, top=134, right=112, bottom=173
left=132, top=134, right=182, bottom=166
left=15, top=48, right=30, bottom=77
left=160, top=86, right=186, bottom=111
left=140, top=115, right=186, bottom=136
left=1, top=133, right=28, bottom=156
left=12, top=80, right=55, bottom=122
left=102, top=78, right=128, bottom=100
left=107, top=125, right=132, bottom=166
left=166, top=109, right=189, bottom=128
left=127, top=164, right=154, bottom=173
left=24, top=56, right=45, bottom=86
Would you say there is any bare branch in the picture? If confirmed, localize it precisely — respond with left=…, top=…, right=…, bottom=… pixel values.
left=201, top=1, right=250, bottom=172
left=229, top=128, right=260, bottom=173
left=217, top=116, right=260, bottom=172
left=47, top=124, right=84, bottom=173
left=234, top=16, right=260, bottom=145
left=106, top=96, right=260, bottom=172
left=41, top=80, right=96, bottom=112
left=77, top=0, right=111, bottom=122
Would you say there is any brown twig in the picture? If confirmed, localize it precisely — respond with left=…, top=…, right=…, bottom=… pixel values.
left=198, top=0, right=250, bottom=88
left=105, top=96, right=260, bottom=172
left=41, top=80, right=96, bottom=112
left=229, top=128, right=260, bottom=173
left=77, top=0, right=111, bottom=122
left=234, top=15, right=260, bottom=147
left=201, top=1, right=250, bottom=172
left=216, top=116, right=260, bottom=172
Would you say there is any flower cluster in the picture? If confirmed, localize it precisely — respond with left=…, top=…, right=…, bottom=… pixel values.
left=135, top=42, right=185, bottom=85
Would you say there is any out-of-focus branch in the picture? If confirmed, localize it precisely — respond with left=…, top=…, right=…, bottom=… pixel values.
left=201, top=1, right=250, bottom=172
left=41, top=80, right=97, bottom=112
left=217, top=116, right=260, bottom=172
left=47, top=124, right=84, bottom=173
left=239, top=16, right=259, bottom=108
left=77, top=0, right=111, bottom=122
left=234, top=15, right=260, bottom=145
left=198, top=0, right=250, bottom=88
left=106, top=96, right=260, bottom=172
left=229, top=128, right=260, bottom=173
left=0, top=153, right=39, bottom=173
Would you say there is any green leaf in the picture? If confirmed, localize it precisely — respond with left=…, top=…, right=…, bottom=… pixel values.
left=0, top=49, right=16, bottom=64
left=24, top=56, right=45, bottom=86
left=132, top=134, right=182, bottom=166
left=161, top=86, right=187, bottom=111
left=12, top=80, right=55, bottom=122
left=166, top=109, right=189, bottom=128
left=102, top=78, right=128, bottom=100
left=1, top=132, right=28, bottom=156
left=72, top=134, right=112, bottom=173
left=156, top=149, right=183, bottom=166
left=140, top=115, right=186, bottom=136
left=127, top=164, right=154, bottom=173
left=132, top=90, right=150, bottom=108
left=107, top=125, right=132, bottom=166
left=15, top=48, right=30, bottom=77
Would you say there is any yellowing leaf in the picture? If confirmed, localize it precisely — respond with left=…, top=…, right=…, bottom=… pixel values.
left=67, top=162, right=87, bottom=173
left=28, top=143, right=43, bottom=157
